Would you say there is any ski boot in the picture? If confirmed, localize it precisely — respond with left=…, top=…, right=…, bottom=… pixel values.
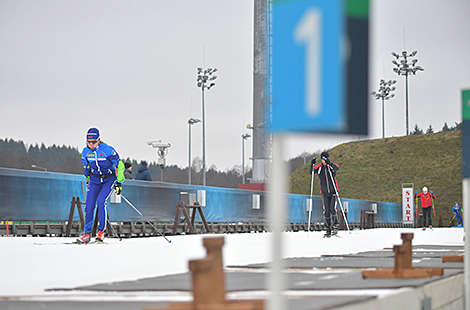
left=331, top=224, right=339, bottom=236
left=76, top=233, right=91, bottom=244
left=323, top=229, right=332, bottom=238
left=95, top=230, right=105, bottom=243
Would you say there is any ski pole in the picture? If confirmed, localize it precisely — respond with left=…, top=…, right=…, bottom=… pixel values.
left=449, top=214, right=456, bottom=224
left=415, top=191, right=419, bottom=219
left=308, top=165, right=315, bottom=236
left=106, top=217, right=122, bottom=241
left=301, top=201, right=307, bottom=223
left=326, top=166, right=350, bottom=233
left=431, top=191, right=436, bottom=217
left=121, top=194, right=172, bottom=243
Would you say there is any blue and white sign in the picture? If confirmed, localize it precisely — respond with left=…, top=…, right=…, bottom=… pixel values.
left=270, top=0, right=346, bottom=133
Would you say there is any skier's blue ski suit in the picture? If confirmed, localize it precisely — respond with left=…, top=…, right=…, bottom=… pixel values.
left=81, top=142, right=125, bottom=233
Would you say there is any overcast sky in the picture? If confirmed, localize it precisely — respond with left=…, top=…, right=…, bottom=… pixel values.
left=1, top=0, right=469, bottom=171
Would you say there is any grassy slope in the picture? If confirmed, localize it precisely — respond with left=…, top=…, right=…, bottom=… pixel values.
left=289, top=131, right=462, bottom=226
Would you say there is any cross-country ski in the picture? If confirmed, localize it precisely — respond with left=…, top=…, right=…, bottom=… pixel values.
left=34, top=241, right=108, bottom=245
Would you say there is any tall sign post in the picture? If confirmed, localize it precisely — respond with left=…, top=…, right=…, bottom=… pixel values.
left=401, top=183, right=414, bottom=225
left=462, top=89, right=470, bottom=309
left=269, top=1, right=368, bottom=310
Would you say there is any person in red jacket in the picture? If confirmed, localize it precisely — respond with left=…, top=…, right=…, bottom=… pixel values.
left=414, top=186, right=437, bottom=230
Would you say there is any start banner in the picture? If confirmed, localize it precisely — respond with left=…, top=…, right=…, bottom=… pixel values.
left=402, top=184, right=414, bottom=224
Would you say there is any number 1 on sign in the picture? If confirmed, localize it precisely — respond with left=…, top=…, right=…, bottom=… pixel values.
left=294, top=8, right=322, bottom=117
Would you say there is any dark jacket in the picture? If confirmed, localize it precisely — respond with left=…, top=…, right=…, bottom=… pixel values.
left=135, top=165, right=152, bottom=181
left=124, top=169, right=133, bottom=180
left=310, top=162, right=339, bottom=195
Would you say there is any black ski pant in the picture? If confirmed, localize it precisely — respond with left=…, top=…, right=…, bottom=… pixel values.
left=322, top=192, right=338, bottom=231
left=422, top=207, right=432, bottom=227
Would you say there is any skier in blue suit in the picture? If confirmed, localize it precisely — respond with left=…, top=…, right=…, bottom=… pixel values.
left=77, top=127, right=125, bottom=243
left=452, top=202, right=463, bottom=227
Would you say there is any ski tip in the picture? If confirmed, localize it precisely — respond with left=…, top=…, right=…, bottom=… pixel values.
left=89, top=240, right=108, bottom=245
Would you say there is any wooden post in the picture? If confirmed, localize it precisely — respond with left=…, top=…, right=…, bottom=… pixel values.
left=173, top=201, right=211, bottom=235
left=66, top=197, right=85, bottom=236
left=173, top=201, right=195, bottom=234
left=360, top=210, right=366, bottom=229
left=362, top=232, right=443, bottom=278
left=192, top=202, right=211, bottom=233
left=189, top=237, right=226, bottom=305
left=146, top=236, right=264, bottom=310
left=336, top=209, right=345, bottom=230
left=393, top=233, right=413, bottom=273
left=442, top=255, right=464, bottom=262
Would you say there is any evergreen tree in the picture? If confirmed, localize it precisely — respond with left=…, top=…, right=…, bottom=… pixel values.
left=410, top=124, right=423, bottom=135
left=426, top=124, right=434, bottom=134
left=442, top=122, right=450, bottom=132
left=450, top=122, right=461, bottom=131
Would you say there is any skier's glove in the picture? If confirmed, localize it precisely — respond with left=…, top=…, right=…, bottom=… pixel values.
left=311, top=158, right=316, bottom=166
left=114, top=182, right=122, bottom=195
left=325, top=158, right=331, bottom=165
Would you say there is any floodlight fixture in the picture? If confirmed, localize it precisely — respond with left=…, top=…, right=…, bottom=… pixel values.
left=241, top=133, right=252, bottom=184
left=370, top=79, right=397, bottom=138
left=188, top=118, right=201, bottom=125
left=391, top=49, right=424, bottom=135
left=196, top=66, right=218, bottom=186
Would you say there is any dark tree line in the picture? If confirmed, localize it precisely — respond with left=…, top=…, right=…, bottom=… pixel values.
left=0, top=138, right=317, bottom=188
left=411, top=122, right=461, bottom=135
left=0, top=139, right=83, bottom=174
left=123, top=157, right=252, bottom=188
left=0, top=138, right=256, bottom=188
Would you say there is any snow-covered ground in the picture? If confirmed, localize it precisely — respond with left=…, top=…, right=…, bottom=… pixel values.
left=0, top=228, right=464, bottom=299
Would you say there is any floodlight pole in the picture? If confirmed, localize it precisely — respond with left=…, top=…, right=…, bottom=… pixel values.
left=405, top=74, right=409, bottom=136
left=202, top=88, right=206, bottom=186
left=242, top=133, right=251, bottom=184
left=197, top=67, right=218, bottom=186
left=371, top=79, right=396, bottom=138
left=188, top=118, right=201, bottom=185
left=391, top=50, right=424, bottom=135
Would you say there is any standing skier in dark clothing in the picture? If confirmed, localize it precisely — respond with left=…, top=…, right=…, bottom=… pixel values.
left=310, top=151, right=340, bottom=237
